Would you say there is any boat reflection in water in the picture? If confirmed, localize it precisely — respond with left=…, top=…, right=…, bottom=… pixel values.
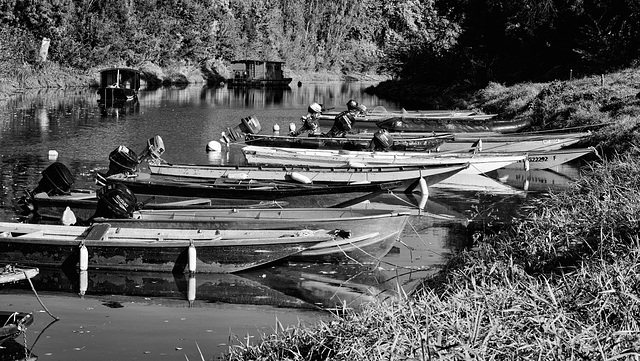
left=13, top=264, right=400, bottom=311
left=99, top=101, right=140, bottom=118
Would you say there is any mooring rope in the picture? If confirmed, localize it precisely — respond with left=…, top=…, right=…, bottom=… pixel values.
left=22, top=270, right=59, bottom=320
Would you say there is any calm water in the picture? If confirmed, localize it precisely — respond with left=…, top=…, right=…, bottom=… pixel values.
left=0, top=82, right=580, bottom=360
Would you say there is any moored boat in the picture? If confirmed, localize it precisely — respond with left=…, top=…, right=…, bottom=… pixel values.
left=318, top=106, right=481, bottom=123
left=437, top=131, right=592, bottom=153
left=146, top=159, right=469, bottom=190
left=96, top=67, right=141, bottom=104
left=502, top=147, right=596, bottom=170
left=0, top=222, right=354, bottom=273
left=91, top=207, right=411, bottom=264
left=0, top=310, right=34, bottom=346
left=226, top=60, right=292, bottom=87
left=242, top=132, right=453, bottom=152
left=241, top=145, right=528, bottom=175
left=0, top=265, right=39, bottom=285
left=377, top=115, right=531, bottom=133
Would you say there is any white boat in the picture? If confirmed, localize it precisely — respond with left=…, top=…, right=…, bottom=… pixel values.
left=241, top=145, right=528, bottom=175
left=147, top=159, right=469, bottom=191
left=501, top=147, right=595, bottom=170
left=436, top=131, right=592, bottom=153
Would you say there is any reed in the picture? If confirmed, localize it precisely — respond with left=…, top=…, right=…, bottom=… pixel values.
left=222, top=154, right=640, bottom=360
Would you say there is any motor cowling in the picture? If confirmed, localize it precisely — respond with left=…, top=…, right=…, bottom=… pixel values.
left=223, top=116, right=263, bottom=142
left=334, top=112, right=355, bottom=132
left=33, top=162, right=74, bottom=196
left=107, top=145, right=139, bottom=176
left=92, top=183, right=137, bottom=219
left=137, top=135, right=165, bottom=162
left=372, top=130, right=394, bottom=151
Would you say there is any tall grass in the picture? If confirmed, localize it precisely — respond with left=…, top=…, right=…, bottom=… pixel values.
left=223, top=154, right=640, bottom=360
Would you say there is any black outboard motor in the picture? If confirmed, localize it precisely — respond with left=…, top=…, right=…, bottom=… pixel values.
left=33, top=162, right=75, bottom=195
left=106, top=145, right=139, bottom=176
left=371, top=130, right=394, bottom=151
left=91, top=183, right=137, bottom=219
left=222, top=116, right=262, bottom=143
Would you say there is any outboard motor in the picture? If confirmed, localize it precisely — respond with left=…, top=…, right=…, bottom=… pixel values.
left=222, top=116, right=262, bottom=143
left=33, top=162, right=75, bottom=195
left=91, top=183, right=137, bottom=219
left=371, top=130, right=394, bottom=151
left=334, top=112, right=355, bottom=132
left=137, top=135, right=165, bottom=163
left=106, top=145, right=139, bottom=176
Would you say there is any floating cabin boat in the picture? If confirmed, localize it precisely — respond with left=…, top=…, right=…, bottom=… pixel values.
left=226, top=60, right=292, bottom=87
left=96, top=67, right=141, bottom=104
left=0, top=222, right=358, bottom=273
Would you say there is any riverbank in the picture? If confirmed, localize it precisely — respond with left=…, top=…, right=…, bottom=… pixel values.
left=222, top=69, right=640, bottom=359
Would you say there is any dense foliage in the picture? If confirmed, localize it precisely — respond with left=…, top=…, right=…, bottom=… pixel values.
left=2, top=0, right=640, bottom=86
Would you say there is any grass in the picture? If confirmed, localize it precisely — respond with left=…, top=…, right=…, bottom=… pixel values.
left=221, top=69, right=640, bottom=360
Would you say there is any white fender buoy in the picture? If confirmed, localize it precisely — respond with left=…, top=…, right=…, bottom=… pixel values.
left=48, top=150, right=58, bottom=160
left=418, top=194, right=428, bottom=210
left=347, top=161, right=367, bottom=168
left=523, top=179, right=530, bottom=192
left=273, top=124, right=280, bottom=132
left=524, top=158, right=530, bottom=172
left=188, top=241, right=197, bottom=273
left=61, top=206, right=77, bottom=226
left=79, top=270, right=88, bottom=298
left=206, top=140, right=222, bottom=152
left=289, top=172, right=312, bottom=184
left=476, top=139, right=483, bottom=152
left=419, top=177, right=429, bottom=199
left=188, top=275, right=196, bottom=307
left=289, top=123, right=296, bottom=132
left=79, top=241, right=88, bottom=271
left=226, top=172, right=248, bottom=180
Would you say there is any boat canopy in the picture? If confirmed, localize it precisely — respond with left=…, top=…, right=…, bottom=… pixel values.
left=99, top=68, right=141, bottom=90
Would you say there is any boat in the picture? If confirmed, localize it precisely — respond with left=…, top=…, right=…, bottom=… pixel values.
left=436, top=131, right=592, bottom=153
left=91, top=207, right=411, bottom=264
left=226, top=60, right=292, bottom=87
left=318, top=106, right=482, bottom=123
left=0, top=222, right=357, bottom=273
left=102, top=173, right=405, bottom=201
left=502, top=147, right=596, bottom=170
left=96, top=67, right=141, bottom=104
left=376, top=115, right=532, bottom=133
left=0, top=265, right=39, bottom=285
left=241, top=145, right=528, bottom=175
left=0, top=311, right=34, bottom=347
left=240, top=132, right=453, bottom=152
left=146, top=159, right=469, bottom=191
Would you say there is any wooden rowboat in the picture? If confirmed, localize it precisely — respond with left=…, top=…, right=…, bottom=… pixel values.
left=376, top=115, right=531, bottom=134
left=0, top=222, right=360, bottom=273
left=318, top=106, right=480, bottom=123
left=0, top=265, right=39, bottom=285
left=241, top=145, right=528, bottom=175
left=243, top=132, right=453, bottom=152
left=92, top=208, right=411, bottom=264
left=102, top=173, right=405, bottom=200
left=436, top=131, right=591, bottom=153
left=146, top=159, right=469, bottom=190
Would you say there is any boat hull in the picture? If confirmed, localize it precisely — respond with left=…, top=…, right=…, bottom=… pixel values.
left=502, top=148, right=595, bottom=170
left=94, top=208, right=410, bottom=264
left=146, top=161, right=468, bottom=187
left=244, top=133, right=451, bottom=152
left=241, top=146, right=526, bottom=175
left=0, top=311, right=34, bottom=346
left=376, top=116, right=531, bottom=133
left=437, top=132, right=591, bottom=153
left=0, top=222, right=343, bottom=273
